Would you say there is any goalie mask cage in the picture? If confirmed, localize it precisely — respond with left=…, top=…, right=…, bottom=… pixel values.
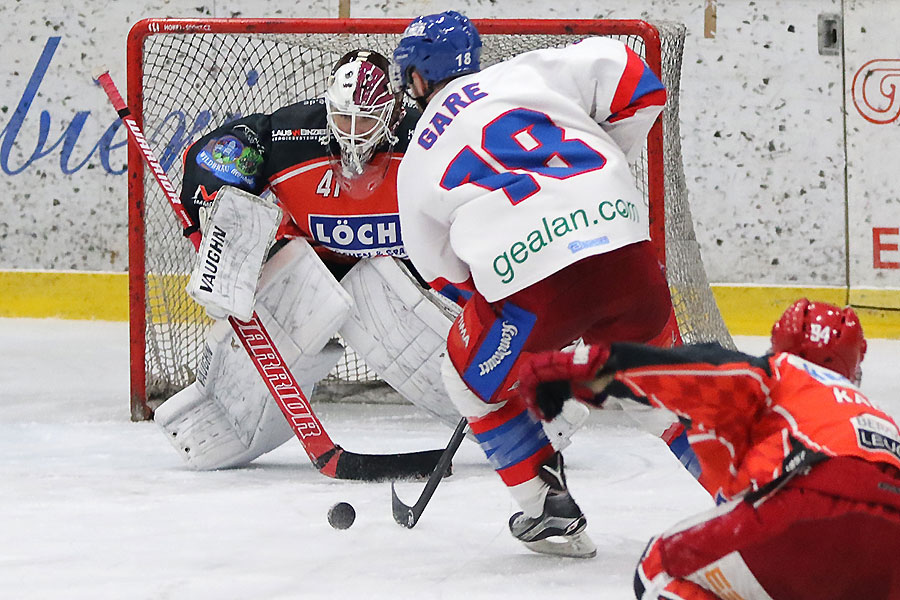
left=126, top=17, right=732, bottom=421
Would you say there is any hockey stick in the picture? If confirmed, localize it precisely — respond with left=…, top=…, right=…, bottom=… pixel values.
left=95, top=69, right=443, bottom=481
left=391, top=416, right=469, bottom=528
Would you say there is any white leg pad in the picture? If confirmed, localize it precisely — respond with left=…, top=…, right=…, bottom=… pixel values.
left=154, top=237, right=352, bottom=470
left=155, top=327, right=344, bottom=470
left=255, top=237, right=353, bottom=355
left=339, top=257, right=465, bottom=430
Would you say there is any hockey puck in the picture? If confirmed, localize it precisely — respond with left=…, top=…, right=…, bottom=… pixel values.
left=327, top=502, right=356, bottom=530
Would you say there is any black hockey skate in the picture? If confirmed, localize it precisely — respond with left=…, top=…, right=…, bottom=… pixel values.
left=508, top=452, right=597, bottom=558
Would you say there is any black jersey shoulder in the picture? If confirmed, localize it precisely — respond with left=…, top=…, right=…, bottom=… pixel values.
left=605, top=342, right=772, bottom=375
left=264, top=99, right=332, bottom=174
left=268, top=98, right=330, bottom=142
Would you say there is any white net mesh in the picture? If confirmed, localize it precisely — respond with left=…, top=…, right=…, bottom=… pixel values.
left=129, top=19, right=732, bottom=418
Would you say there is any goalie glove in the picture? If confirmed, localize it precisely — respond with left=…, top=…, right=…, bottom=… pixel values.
left=517, top=344, right=610, bottom=421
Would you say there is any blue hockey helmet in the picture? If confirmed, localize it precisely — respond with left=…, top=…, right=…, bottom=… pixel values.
left=391, top=11, right=482, bottom=93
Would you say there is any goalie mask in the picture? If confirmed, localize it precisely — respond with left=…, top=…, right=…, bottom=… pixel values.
left=325, top=50, right=404, bottom=184
left=770, top=298, right=867, bottom=384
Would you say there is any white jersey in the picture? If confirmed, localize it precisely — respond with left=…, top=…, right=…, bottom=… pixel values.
left=397, top=37, right=666, bottom=302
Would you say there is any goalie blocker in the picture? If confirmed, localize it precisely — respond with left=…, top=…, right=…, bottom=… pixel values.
left=186, top=185, right=282, bottom=322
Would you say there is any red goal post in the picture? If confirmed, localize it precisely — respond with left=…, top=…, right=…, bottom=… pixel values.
left=125, top=17, right=731, bottom=421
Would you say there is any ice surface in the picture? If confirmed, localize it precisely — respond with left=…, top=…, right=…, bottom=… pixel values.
left=0, top=318, right=897, bottom=599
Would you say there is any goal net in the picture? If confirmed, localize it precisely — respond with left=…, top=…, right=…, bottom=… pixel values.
left=126, top=18, right=732, bottom=421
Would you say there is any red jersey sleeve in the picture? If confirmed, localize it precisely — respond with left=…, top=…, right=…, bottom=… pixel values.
left=599, top=343, right=900, bottom=500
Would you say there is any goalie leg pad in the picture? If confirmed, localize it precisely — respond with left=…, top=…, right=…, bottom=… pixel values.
left=154, top=382, right=252, bottom=468
left=155, top=238, right=352, bottom=470
left=154, top=333, right=344, bottom=470
left=255, top=237, right=353, bottom=355
left=339, top=256, right=465, bottom=431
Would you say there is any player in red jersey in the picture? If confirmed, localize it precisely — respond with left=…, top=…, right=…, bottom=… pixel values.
left=517, top=298, right=900, bottom=600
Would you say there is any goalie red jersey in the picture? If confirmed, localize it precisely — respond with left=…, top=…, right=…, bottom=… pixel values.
left=180, top=98, right=420, bottom=264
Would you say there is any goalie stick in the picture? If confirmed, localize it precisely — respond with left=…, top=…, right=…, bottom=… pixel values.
left=392, top=417, right=469, bottom=528
left=95, top=69, right=443, bottom=481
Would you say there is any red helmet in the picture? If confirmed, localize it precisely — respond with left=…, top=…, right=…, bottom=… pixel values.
left=770, top=298, right=867, bottom=383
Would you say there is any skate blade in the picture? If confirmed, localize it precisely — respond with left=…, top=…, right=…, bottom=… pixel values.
left=521, top=531, right=597, bottom=559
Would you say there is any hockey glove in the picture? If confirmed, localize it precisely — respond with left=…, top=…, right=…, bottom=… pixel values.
left=518, top=344, right=610, bottom=421
left=186, top=186, right=282, bottom=321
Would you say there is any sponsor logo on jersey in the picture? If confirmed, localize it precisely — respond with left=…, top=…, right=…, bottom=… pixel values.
left=456, top=316, right=470, bottom=347
left=568, top=236, right=610, bottom=253
left=196, top=135, right=262, bottom=187
left=477, top=322, right=518, bottom=375
left=308, top=213, right=405, bottom=258
left=462, top=303, right=536, bottom=401
left=786, top=354, right=851, bottom=385
left=272, top=128, right=328, bottom=141
left=191, top=184, right=217, bottom=206
left=492, top=199, right=640, bottom=284
left=211, top=135, right=242, bottom=163
left=852, top=414, right=900, bottom=461
left=232, top=124, right=264, bottom=154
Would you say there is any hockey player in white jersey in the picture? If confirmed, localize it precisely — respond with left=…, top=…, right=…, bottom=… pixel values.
left=392, top=11, right=682, bottom=557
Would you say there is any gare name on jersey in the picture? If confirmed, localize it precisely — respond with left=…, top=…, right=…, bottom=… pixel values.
left=418, top=83, right=488, bottom=150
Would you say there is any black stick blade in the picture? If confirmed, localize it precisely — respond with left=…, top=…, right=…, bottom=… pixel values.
left=391, top=483, right=418, bottom=528
left=389, top=417, right=469, bottom=529
left=334, top=448, right=445, bottom=481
